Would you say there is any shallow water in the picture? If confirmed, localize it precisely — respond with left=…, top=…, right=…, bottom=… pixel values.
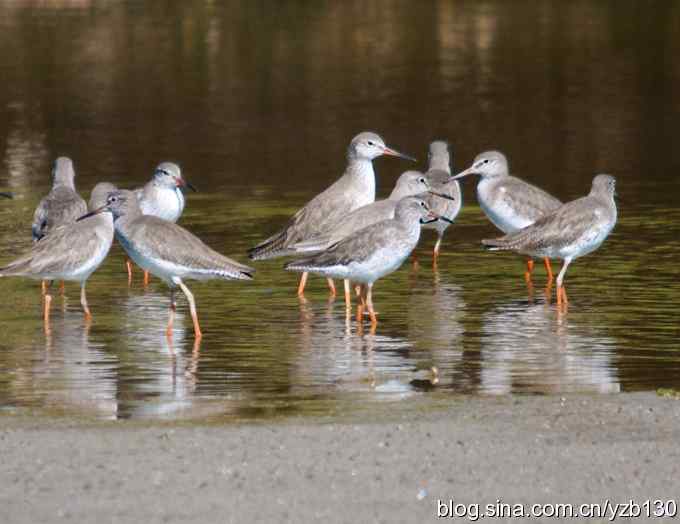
left=1, top=1, right=679, bottom=420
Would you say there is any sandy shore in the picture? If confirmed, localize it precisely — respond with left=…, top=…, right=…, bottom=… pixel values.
left=1, top=392, right=679, bottom=523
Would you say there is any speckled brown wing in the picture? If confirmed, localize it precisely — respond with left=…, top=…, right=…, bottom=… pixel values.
left=131, top=217, right=254, bottom=280
left=482, top=197, right=599, bottom=254
left=248, top=177, right=359, bottom=260
left=493, top=176, right=562, bottom=222
left=286, top=220, right=403, bottom=270
left=292, top=199, right=397, bottom=252
left=32, top=187, right=87, bottom=241
left=2, top=219, right=106, bottom=277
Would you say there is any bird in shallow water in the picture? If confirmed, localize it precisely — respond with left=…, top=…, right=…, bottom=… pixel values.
left=421, top=140, right=462, bottom=266
left=127, top=162, right=196, bottom=285
left=481, top=174, right=618, bottom=306
left=452, top=151, right=561, bottom=282
left=285, top=196, right=453, bottom=327
left=87, top=190, right=253, bottom=340
left=248, top=131, right=415, bottom=299
left=31, top=157, right=88, bottom=295
left=290, top=169, right=431, bottom=306
left=0, top=181, right=115, bottom=330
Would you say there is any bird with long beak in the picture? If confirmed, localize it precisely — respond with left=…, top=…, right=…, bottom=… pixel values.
left=0, top=182, right=115, bottom=331
left=285, top=196, right=454, bottom=327
left=451, top=151, right=562, bottom=282
left=482, top=175, right=618, bottom=306
left=128, top=162, right=197, bottom=285
left=248, top=131, right=415, bottom=300
left=89, top=190, right=253, bottom=340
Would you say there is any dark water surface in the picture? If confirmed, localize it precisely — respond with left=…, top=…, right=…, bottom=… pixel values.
left=1, top=1, right=679, bottom=420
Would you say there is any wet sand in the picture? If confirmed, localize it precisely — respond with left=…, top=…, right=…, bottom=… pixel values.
left=1, top=392, right=678, bottom=524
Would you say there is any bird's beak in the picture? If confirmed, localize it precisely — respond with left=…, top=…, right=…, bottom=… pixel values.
left=450, top=166, right=477, bottom=181
left=428, top=191, right=456, bottom=201
left=0, top=192, right=13, bottom=199
left=382, top=146, right=417, bottom=162
left=421, top=208, right=454, bottom=225
left=77, top=205, right=109, bottom=221
left=175, top=177, right=196, bottom=192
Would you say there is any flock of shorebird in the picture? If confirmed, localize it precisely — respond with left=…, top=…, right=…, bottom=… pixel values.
left=0, top=131, right=617, bottom=339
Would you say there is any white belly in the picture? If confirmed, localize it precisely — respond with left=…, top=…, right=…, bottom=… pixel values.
left=139, top=188, right=185, bottom=223
left=478, top=179, right=532, bottom=234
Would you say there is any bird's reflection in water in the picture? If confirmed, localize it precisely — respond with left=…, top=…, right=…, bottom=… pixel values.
left=116, top=291, right=201, bottom=419
left=480, top=293, right=620, bottom=395
left=37, top=315, right=119, bottom=419
left=407, top=269, right=466, bottom=389
left=292, top=295, right=415, bottom=397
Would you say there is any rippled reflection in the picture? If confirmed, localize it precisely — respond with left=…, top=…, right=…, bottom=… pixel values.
left=0, top=1, right=679, bottom=420
left=480, top=296, right=620, bottom=395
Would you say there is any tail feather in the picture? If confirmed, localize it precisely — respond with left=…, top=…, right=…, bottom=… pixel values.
left=481, top=238, right=512, bottom=251
left=248, top=230, right=291, bottom=260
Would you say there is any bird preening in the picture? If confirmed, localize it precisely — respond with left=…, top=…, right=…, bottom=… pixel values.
left=0, top=134, right=618, bottom=338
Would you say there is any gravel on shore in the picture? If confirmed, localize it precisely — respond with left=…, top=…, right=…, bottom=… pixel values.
left=1, top=392, right=679, bottom=523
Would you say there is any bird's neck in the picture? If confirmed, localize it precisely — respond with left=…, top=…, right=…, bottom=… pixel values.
left=345, top=159, right=376, bottom=200
left=114, top=206, right=143, bottom=236
left=428, top=157, right=450, bottom=174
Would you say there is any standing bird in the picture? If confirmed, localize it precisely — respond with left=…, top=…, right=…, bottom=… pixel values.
left=31, top=157, right=88, bottom=295
left=290, top=170, right=431, bottom=306
left=248, top=132, right=415, bottom=298
left=452, top=151, right=562, bottom=281
left=128, top=162, right=196, bottom=285
left=482, top=174, right=618, bottom=306
left=0, top=181, right=115, bottom=330
left=86, top=190, right=253, bottom=339
left=285, top=196, right=453, bottom=326
left=421, top=141, right=462, bottom=265
left=32, top=157, right=88, bottom=241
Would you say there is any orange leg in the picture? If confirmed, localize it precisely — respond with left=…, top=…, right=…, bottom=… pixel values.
left=177, top=280, right=202, bottom=340
left=544, top=257, right=554, bottom=283
left=297, top=272, right=308, bottom=297
left=433, top=236, right=442, bottom=268
left=524, top=259, right=535, bottom=283
left=126, top=259, right=133, bottom=285
left=80, top=283, right=92, bottom=321
left=41, top=280, right=47, bottom=296
left=166, top=290, right=176, bottom=339
left=43, top=293, right=52, bottom=332
left=143, top=271, right=150, bottom=286
left=326, top=278, right=336, bottom=297
left=365, top=283, right=378, bottom=326
left=59, top=281, right=65, bottom=295
left=556, top=285, right=568, bottom=306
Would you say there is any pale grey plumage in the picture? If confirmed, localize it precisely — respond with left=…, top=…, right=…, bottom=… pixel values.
left=421, top=141, right=461, bottom=244
left=453, top=150, right=561, bottom=234
left=134, top=162, right=189, bottom=223
left=1, top=190, right=114, bottom=284
left=290, top=170, right=430, bottom=253
left=482, top=174, right=617, bottom=288
left=32, top=157, right=87, bottom=241
left=108, top=190, right=254, bottom=284
left=285, top=196, right=434, bottom=284
left=89, top=182, right=118, bottom=211
left=248, top=132, right=414, bottom=260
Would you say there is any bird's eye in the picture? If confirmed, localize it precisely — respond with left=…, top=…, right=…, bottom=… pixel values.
left=367, top=141, right=374, bottom=146
left=419, top=178, right=426, bottom=184
left=484, top=159, right=489, bottom=164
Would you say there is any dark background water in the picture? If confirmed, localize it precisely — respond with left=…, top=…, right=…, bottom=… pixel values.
left=0, top=0, right=679, bottom=420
